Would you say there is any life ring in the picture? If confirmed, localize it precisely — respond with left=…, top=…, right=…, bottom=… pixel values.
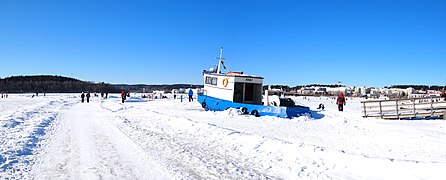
left=222, top=78, right=229, bottom=87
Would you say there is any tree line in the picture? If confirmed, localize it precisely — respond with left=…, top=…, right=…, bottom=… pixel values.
left=0, top=75, right=203, bottom=93
left=1, top=75, right=443, bottom=93
left=388, top=85, right=445, bottom=91
left=0, top=75, right=122, bottom=93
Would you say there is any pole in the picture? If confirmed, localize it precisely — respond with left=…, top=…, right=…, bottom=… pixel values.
left=265, top=90, right=269, bottom=106
left=363, top=102, right=367, bottom=117
left=216, top=47, right=224, bottom=74
left=413, top=98, right=416, bottom=118
left=379, top=101, right=382, bottom=118
left=431, top=97, right=434, bottom=116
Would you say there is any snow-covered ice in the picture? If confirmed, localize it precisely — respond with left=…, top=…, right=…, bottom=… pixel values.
left=1, top=94, right=446, bottom=179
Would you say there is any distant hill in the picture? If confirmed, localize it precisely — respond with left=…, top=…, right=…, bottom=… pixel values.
left=0, top=75, right=121, bottom=93
left=0, top=75, right=202, bottom=93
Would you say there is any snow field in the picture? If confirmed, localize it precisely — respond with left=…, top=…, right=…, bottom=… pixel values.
left=1, top=94, right=446, bottom=179
left=0, top=94, right=76, bottom=178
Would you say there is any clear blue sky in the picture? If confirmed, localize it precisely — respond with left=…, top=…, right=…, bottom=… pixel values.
left=1, top=0, right=445, bottom=87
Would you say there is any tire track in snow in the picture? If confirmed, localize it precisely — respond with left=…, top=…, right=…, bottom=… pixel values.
left=0, top=98, right=75, bottom=179
left=32, top=102, right=172, bottom=179
left=112, top=116, right=275, bottom=179
left=100, top=101, right=331, bottom=179
left=145, top=108, right=333, bottom=179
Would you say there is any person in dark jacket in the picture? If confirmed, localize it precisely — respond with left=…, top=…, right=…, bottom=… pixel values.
left=86, top=92, right=91, bottom=103
left=81, top=92, right=85, bottom=103
left=317, top=103, right=325, bottom=110
left=188, top=89, right=193, bottom=102
left=336, top=92, right=346, bottom=111
left=121, top=91, right=126, bottom=103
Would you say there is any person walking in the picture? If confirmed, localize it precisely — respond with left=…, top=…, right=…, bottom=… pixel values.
left=86, top=92, right=91, bottom=103
left=121, top=91, right=126, bottom=103
left=81, top=92, right=85, bottom=103
left=188, top=89, right=193, bottom=102
left=336, top=92, right=346, bottom=111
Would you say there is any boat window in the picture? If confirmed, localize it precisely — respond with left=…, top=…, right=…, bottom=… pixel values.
left=205, top=76, right=212, bottom=84
left=244, top=83, right=254, bottom=102
left=233, top=83, right=244, bottom=103
left=253, top=84, right=263, bottom=104
left=211, top=78, right=217, bottom=85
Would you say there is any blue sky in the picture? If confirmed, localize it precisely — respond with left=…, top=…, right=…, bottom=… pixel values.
left=1, top=0, right=445, bottom=87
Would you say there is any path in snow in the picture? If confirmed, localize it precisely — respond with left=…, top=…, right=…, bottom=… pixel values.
left=98, top=99, right=331, bottom=179
left=98, top=100, right=284, bottom=179
left=31, top=101, right=172, bottom=180
left=0, top=95, right=74, bottom=179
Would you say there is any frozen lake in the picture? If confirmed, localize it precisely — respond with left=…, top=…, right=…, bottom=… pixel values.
left=1, top=93, right=446, bottom=179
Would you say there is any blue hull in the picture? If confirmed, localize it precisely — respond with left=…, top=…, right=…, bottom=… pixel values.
left=198, top=94, right=311, bottom=118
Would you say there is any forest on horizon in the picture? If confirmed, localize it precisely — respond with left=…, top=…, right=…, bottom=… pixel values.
left=0, top=75, right=444, bottom=93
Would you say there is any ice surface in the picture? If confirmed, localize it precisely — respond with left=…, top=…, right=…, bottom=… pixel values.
left=0, top=94, right=445, bottom=179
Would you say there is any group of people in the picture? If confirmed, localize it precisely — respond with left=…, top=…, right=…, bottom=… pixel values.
left=80, top=92, right=91, bottom=103
left=80, top=91, right=126, bottom=103
left=80, top=89, right=195, bottom=104
left=31, top=92, right=46, bottom=98
left=101, top=92, right=109, bottom=99
left=1, top=93, right=7, bottom=98
left=173, top=89, right=194, bottom=102
left=316, top=92, right=346, bottom=112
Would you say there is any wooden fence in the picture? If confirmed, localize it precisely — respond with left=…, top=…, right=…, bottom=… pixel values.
left=361, top=97, right=446, bottom=119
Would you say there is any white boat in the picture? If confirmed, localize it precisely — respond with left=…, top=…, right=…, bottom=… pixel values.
left=197, top=48, right=311, bottom=118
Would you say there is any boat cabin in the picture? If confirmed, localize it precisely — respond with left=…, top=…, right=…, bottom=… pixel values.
left=203, top=73, right=263, bottom=105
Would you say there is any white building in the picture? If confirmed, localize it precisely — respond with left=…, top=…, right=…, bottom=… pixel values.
left=326, top=87, right=348, bottom=95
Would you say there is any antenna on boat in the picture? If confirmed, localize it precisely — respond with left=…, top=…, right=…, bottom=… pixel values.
left=216, top=47, right=226, bottom=74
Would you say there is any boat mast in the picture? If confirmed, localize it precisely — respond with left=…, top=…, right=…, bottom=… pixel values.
left=216, top=47, right=225, bottom=74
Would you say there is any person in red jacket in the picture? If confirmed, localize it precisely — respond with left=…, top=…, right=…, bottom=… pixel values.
left=336, top=92, right=346, bottom=111
left=121, top=91, right=126, bottom=103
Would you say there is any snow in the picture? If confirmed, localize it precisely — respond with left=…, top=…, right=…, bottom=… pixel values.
left=1, top=94, right=446, bottom=179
